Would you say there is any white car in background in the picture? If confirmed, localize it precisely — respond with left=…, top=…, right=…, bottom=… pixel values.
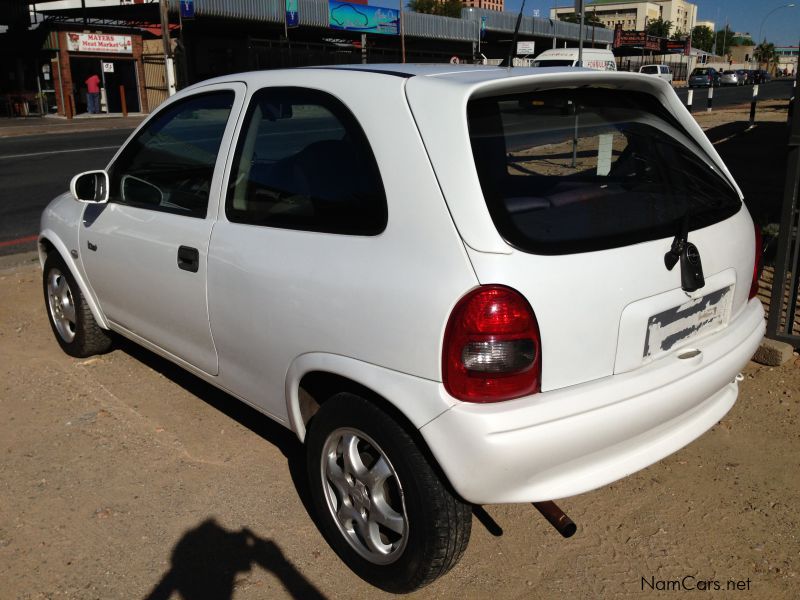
left=532, top=47, right=617, bottom=70
left=39, top=64, right=764, bottom=592
left=639, top=63, right=674, bottom=83
left=721, top=69, right=742, bottom=86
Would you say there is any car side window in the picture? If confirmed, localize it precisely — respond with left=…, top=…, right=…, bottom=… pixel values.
left=226, top=87, right=387, bottom=235
left=108, top=91, right=235, bottom=218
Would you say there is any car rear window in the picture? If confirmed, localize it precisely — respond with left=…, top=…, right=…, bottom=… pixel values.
left=692, top=69, right=709, bottom=75
left=641, top=66, right=658, bottom=74
left=467, top=88, right=741, bottom=254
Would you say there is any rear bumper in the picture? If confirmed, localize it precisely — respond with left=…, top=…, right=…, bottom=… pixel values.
left=420, top=300, right=765, bottom=504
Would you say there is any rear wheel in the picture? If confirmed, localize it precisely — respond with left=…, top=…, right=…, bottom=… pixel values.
left=306, top=393, right=471, bottom=592
left=43, top=252, right=111, bottom=357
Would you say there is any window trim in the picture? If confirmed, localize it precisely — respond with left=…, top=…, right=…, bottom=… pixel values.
left=224, top=86, right=388, bottom=236
left=467, top=88, right=742, bottom=256
left=107, top=89, right=237, bottom=220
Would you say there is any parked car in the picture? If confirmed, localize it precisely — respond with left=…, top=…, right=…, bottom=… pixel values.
left=736, top=69, right=751, bottom=85
left=720, top=70, right=741, bottom=86
left=639, top=63, right=673, bottom=83
left=688, top=67, right=721, bottom=87
left=40, top=64, right=765, bottom=592
left=753, top=69, right=772, bottom=84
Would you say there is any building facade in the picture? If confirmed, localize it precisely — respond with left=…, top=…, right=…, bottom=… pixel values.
left=776, top=46, right=798, bottom=75
left=695, top=19, right=715, bottom=32
left=551, top=0, right=697, bottom=35
left=461, top=0, right=504, bottom=12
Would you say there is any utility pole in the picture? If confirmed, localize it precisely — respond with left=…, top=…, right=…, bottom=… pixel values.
left=160, top=0, right=177, bottom=96
left=576, top=0, right=584, bottom=67
left=400, top=0, right=406, bottom=63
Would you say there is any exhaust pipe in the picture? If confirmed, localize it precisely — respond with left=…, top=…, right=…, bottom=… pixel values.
left=532, top=501, right=577, bottom=538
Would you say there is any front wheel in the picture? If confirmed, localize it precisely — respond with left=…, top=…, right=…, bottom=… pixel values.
left=306, top=393, right=471, bottom=592
left=43, top=252, right=111, bottom=357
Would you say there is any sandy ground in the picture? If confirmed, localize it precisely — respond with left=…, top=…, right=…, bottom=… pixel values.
left=1, top=102, right=798, bottom=599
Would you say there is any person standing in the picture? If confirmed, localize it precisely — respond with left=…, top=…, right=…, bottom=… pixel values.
left=85, top=73, right=101, bottom=114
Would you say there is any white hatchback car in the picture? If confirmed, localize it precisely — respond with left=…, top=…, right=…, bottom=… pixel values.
left=639, top=64, right=674, bottom=83
left=40, top=64, right=764, bottom=592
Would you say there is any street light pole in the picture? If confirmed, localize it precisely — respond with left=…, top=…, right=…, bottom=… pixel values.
left=759, top=3, right=795, bottom=46
left=757, top=3, right=794, bottom=70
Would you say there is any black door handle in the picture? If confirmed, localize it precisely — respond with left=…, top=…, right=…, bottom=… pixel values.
left=177, top=245, right=199, bottom=273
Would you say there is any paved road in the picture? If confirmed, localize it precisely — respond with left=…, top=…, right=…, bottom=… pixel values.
left=0, top=128, right=131, bottom=256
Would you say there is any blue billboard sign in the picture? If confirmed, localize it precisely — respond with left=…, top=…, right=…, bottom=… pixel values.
left=328, top=2, right=400, bottom=36
left=286, top=0, right=299, bottom=29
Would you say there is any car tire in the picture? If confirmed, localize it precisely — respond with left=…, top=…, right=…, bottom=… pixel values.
left=43, top=252, right=111, bottom=357
left=306, top=392, right=471, bottom=592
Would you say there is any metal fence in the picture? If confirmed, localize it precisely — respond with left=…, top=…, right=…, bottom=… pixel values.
left=248, top=37, right=475, bottom=70
left=169, top=0, right=612, bottom=45
left=767, top=71, right=800, bottom=345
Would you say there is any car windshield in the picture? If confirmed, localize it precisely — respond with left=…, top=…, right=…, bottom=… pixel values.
left=467, top=88, right=741, bottom=254
left=532, top=59, right=575, bottom=67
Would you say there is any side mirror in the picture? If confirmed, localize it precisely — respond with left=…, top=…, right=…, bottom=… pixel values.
left=70, top=170, right=109, bottom=203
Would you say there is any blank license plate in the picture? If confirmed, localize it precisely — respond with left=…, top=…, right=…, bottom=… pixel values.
left=643, top=286, right=733, bottom=359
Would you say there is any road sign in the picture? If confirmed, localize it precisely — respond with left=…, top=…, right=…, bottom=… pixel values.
left=102, top=62, right=114, bottom=73
left=180, top=0, right=195, bottom=20
left=517, top=41, right=536, bottom=55
left=286, top=0, right=299, bottom=29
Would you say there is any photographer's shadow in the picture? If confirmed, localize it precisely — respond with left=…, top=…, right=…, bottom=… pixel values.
left=144, top=518, right=326, bottom=600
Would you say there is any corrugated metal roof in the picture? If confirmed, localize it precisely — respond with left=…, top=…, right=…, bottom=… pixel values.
left=462, top=8, right=613, bottom=44
left=169, top=1, right=613, bottom=45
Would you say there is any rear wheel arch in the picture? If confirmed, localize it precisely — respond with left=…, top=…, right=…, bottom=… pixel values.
left=291, top=369, right=461, bottom=500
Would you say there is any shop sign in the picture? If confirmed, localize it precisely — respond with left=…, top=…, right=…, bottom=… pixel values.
left=328, top=2, right=400, bottom=36
left=517, top=41, right=536, bottom=55
left=66, top=33, right=133, bottom=54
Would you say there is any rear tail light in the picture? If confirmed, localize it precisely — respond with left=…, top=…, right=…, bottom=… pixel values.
left=443, top=285, right=541, bottom=402
left=749, top=225, right=763, bottom=300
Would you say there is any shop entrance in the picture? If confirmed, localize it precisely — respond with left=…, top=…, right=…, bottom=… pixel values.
left=69, top=56, right=140, bottom=114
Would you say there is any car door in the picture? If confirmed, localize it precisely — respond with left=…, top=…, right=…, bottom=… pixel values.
left=80, top=82, right=246, bottom=375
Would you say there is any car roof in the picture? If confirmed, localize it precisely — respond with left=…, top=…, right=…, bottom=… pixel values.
left=184, top=63, right=599, bottom=92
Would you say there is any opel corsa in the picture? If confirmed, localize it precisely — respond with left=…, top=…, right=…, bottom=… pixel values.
left=39, top=64, right=765, bottom=592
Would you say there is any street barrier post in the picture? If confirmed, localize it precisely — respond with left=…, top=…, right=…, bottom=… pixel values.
left=707, top=86, right=713, bottom=112
left=120, top=85, right=127, bottom=117
left=686, top=89, right=694, bottom=113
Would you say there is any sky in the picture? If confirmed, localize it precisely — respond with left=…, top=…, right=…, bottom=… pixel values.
left=499, top=1, right=800, bottom=47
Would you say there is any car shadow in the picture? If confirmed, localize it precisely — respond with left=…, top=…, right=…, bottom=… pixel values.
left=143, top=518, right=327, bottom=600
left=110, top=336, right=319, bottom=527
left=706, top=118, right=790, bottom=225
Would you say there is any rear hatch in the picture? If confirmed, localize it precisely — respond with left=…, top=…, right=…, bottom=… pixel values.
left=406, top=70, right=755, bottom=392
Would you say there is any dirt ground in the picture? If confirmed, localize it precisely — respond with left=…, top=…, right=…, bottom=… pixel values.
left=1, top=102, right=799, bottom=600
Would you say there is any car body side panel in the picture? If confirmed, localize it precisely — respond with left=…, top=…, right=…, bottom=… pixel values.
left=286, top=352, right=456, bottom=441
left=39, top=193, right=109, bottom=330
left=206, top=71, right=478, bottom=421
left=78, top=82, right=248, bottom=376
